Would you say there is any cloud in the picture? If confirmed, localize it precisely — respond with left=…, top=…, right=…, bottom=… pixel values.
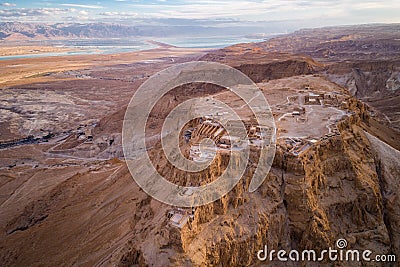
left=126, top=1, right=287, bottom=20
left=0, top=7, right=97, bottom=22
left=78, top=10, right=89, bottom=16
left=119, top=0, right=400, bottom=22
left=60, top=4, right=104, bottom=9
left=352, top=1, right=391, bottom=9
left=0, top=8, right=70, bottom=18
left=99, top=11, right=138, bottom=17
left=1, top=0, right=399, bottom=25
left=1, top=2, right=16, bottom=6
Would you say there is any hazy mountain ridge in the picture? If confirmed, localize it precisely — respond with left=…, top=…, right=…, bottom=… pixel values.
left=0, top=21, right=274, bottom=40
left=245, top=24, right=400, bottom=61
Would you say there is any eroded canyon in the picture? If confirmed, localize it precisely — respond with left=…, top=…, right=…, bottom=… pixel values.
left=0, top=24, right=399, bottom=266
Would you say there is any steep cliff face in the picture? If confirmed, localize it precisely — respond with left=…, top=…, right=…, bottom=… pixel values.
left=296, top=117, right=391, bottom=256
left=200, top=48, right=321, bottom=83
left=324, top=61, right=400, bottom=98
left=235, top=60, right=315, bottom=83
left=3, top=103, right=395, bottom=267
left=323, top=61, right=400, bottom=133
left=131, top=102, right=398, bottom=266
left=365, top=132, right=400, bottom=260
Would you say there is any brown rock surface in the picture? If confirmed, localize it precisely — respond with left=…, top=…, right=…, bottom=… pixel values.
left=1, top=25, right=400, bottom=266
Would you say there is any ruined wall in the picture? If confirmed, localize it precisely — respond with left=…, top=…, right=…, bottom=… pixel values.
left=157, top=103, right=398, bottom=267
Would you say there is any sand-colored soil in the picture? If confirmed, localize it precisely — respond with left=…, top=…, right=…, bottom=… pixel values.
left=0, top=46, right=75, bottom=56
left=0, top=46, right=208, bottom=87
left=1, top=38, right=399, bottom=266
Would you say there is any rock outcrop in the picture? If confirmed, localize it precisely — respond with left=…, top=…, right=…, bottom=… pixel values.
left=118, top=98, right=399, bottom=266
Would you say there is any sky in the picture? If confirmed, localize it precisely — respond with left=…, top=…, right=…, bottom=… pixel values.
left=0, top=0, right=400, bottom=27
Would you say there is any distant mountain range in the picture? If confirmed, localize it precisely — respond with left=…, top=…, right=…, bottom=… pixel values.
left=0, top=21, right=284, bottom=41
